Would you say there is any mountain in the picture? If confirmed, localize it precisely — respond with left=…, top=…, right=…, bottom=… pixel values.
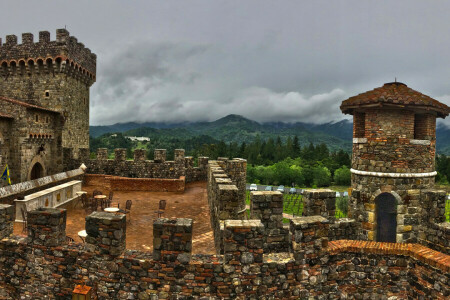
left=89, top=114, right=450, bottom=154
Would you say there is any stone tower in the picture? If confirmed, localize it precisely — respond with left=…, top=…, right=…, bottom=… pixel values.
left=340, top=82, right=450, bottom=243
left=0, top=29, right=96, bottom=157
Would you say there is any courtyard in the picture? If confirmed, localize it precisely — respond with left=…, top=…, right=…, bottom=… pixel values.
left=13, top=181, right=215, bottom=255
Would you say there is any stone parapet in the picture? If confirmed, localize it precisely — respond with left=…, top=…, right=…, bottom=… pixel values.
left=0, top=204, right=14, bottom=239
left=154, top=149, right=166, bottom=163
left=223, top=220, right=264, bottom=264
left=27, top=207, right=66, bottom=247
left=153, top=218, right=193, bottom=263
left=85, top=211, right=126, bottom=256
left=97, top=148, right=108, bottom=160
left=290, top=216, right=329, bottom=261
left=250, top=191, right=289, bottom=252
left=303, top=189, right=336, bottom=222
left=114, top=148, right=126, bottom=161
left=133, top=149, right=146, bottom=161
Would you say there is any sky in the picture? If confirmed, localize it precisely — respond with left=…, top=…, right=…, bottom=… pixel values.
left=2, top=1, right=450, bottom=126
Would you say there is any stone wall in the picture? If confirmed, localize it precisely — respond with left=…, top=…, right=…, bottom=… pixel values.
left=0, top=210, right=448, bottom=299
left=0, top=168, right=84, bottom=205
left=67, top=148, right=208, bottom=183
left=250, top=191, right=289, bottom=252
left=0, top=204, right=13, bottom=239
left=207, top=160, right=247, bottom=254
left=0, top=98, right=64, bottom=183
left=0, top=29, right=96, bottom=154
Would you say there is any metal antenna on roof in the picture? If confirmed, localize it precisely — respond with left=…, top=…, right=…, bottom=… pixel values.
left=395, top=77, right=397, bottom=82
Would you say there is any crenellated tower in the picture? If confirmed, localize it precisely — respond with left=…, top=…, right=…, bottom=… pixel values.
left=0, top=29, right=96, bottom=156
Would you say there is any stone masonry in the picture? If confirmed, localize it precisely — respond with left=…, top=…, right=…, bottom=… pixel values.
left=152, top=218, right=193, bottom=263
left=341, top=82, right=450, bottom=244
left=250, top=191, right=289, bottom=252
left=27, top=207, right=66, bottom=247
left=0, top=204, right=14, bottom=239
left=85, top=211, right=126, bottom=256
left=0, top=29, right=96, bottom=184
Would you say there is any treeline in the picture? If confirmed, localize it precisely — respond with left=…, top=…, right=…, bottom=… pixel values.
left=436, top=155, right=450, bottom=184
left=90, top=133, right=351, bottom=187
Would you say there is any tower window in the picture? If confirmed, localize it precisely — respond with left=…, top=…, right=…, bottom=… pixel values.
left=45, top=91, right=50, bottom=97
left=414, top=114, right=431, bottom=140
left=354, top=112, right=365, bottom=138
left=83, top=97, right=86, bottom=105
left=35, top=115, right=39, bottom=122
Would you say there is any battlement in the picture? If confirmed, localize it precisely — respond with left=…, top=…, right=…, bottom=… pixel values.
left=0, top=29, right=96, bottom=84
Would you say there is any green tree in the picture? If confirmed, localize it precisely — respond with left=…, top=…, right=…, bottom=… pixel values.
left=334, top=166, right=351, bottom=185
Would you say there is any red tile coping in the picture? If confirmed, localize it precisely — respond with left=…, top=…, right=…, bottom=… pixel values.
left=328, top=240, right=450, bottom=273
left=0, top=112, right=13, bottom=119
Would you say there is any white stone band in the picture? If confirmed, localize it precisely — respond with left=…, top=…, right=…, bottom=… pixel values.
left=350, top=168, right=437, bottom=178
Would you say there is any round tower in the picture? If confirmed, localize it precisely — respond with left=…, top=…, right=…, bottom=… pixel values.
left=0, top=29, right=96, bottom=157
left=340, top=82, right=450, bottom=243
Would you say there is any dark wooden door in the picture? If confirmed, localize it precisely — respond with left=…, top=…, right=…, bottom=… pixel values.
left=375, top=193, right=397, bottom=243
left=30, top=163, right=43, bottom=180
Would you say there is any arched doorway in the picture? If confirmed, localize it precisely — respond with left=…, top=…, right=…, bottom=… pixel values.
left=375, top=193, right=397, bottom=242
left=30, top=162, right=43, bottom=180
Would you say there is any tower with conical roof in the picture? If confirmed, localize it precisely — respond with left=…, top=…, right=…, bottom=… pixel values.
left=340, top=82, right=450, bottom=243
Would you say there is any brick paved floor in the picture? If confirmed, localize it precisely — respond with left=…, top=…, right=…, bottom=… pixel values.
left=13, top=181, right=215, bottom=254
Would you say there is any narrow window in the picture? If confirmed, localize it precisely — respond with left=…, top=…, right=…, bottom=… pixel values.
left=45, top=91, right=50, bottom=97
left=354, top=112, right=365, bottom=138
left=414, top=114, right=429, bottom=140
left=35, top=115, right=39, bottom=122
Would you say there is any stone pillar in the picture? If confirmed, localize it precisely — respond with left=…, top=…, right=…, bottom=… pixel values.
left=290, top=216, right=329, bottom=261
left=133, top=149, right=146, bottom=162
left=0, top=204, right=14, bottom=239
left=114, top=148, right=126, bottom=161
left=154, top=149, right=167, bottom=163
left=198, top=157, right=209, bottom=169
left=250, top=191, right=289, bottom=252
left=218, top=184, right=243, bottom=219
left=97, top=148, right=108, bottom=160
left=223, top=220, right=264, bottom=264
left=79, top=148, right=90, bottom=162
left=27, top=208, right=66, bottom=247
left=85, top=212, right=126, bottom=256
left=303, top=189, right=336, bottom=222
left=226, top=158, right=247, bottom=212
left=174, top=149, right=185, bottom=163
left=184, top=156, right=194, bottom=169
left=153, top=218, right=193, bottom=263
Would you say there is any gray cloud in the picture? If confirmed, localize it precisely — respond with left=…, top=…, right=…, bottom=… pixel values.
left=2, top=1, right=450, bottom=125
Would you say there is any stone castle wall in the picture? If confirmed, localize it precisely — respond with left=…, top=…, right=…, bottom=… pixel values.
left=207, top=159, right=247, bottom=254
left=67, top=148, right=209, bottom=183
left=0, top=99, right=63, bottom=183
left=0, top=29, right=96, bottom=161
left=0, top=205, right=447, bottom=299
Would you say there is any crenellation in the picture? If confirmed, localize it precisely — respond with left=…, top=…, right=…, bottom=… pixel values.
left=38, top=31, right=50, bottom=43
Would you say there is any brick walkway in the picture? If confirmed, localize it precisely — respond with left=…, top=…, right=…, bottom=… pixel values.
left=13, top=181, right=215, bottom=254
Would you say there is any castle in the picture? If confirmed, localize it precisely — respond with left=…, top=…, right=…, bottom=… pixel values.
left=0, top=30, right=448, bottom=298
left=0, top=29, right=95, bottom=183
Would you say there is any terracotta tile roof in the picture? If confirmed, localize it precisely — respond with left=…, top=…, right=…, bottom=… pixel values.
left=0, top=96, right=59, bottom=114
left=340, top=82, right=450, bottom=118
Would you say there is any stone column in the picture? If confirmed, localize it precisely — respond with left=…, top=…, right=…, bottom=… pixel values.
left=198, top=157, right=209, bottom=169
left=250, top=191, right=289, bottom=252
left=154, top=149, right=166, bottom=163
left=174, top=149, right=185, bottom=163
left=153, top=218, right=193, bottom=263
left=290, top=216, right=329, bottom=261
left=223, top=220, right=264, bottom=264
left=0, top=204, right=14, bottom=239
left=303, top=189, right=336, bottom=222
left=133, top=149, right=146, bottom=162
left=85, top=212, right=126, bottom=256
left=97, top=148, right=108, bottom=160
left=27, top=208, right=66, bottom=247
left=114, top=148, right=127, bottom=161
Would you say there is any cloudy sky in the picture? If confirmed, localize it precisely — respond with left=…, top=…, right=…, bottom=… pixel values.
left=2, top=1, right=450, bottom=125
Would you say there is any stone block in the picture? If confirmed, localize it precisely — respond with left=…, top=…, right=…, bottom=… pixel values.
left=0, top=204, right=14, bottom=239
left=223, top=220, right=264, bottom=264
left=153, top=218, right=193, bottom=263
left=27, top=208, right=66, bottom=247
left=154, top=149, right=167, bottom=163
left=85, top=211, right=126, bottom=256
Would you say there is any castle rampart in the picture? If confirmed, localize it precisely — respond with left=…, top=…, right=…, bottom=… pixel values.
left=0, top=206, right=447, bottom=299
left=66, top=148, right=209, bottom=184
